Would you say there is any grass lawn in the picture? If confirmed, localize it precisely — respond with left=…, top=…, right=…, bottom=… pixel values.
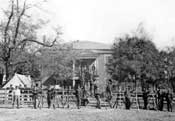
left=0, top=107, right=174, bottom=121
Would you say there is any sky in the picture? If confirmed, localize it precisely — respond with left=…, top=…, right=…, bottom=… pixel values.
left=1, top=0, right=175, bottom=49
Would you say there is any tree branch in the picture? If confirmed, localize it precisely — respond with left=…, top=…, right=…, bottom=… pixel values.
left=19, top=38, right=57, bottom=47
left=9, top=60, right=28, bottom=67
left=4, top=0, right=14, bottom=43
left=16, top=0, right=19, bottom=13
left=13, top=0, right=26, bottom=46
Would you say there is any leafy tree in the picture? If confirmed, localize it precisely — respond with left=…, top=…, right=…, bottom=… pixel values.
left=160, top=48, right=175, bottom=92
left=37, top=43, right=77, bottom=82
left=107, top=26, right=160, bottom=89
left=15, top=52, right=41, bottom=78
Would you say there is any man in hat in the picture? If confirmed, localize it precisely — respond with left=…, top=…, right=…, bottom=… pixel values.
left=50, top=86, right=57, bottom=109
left=165, top=89, right=173, bottom=112
left=124, top=91, right=131, bottom=110
left=94, top=78, right=101, bottom=109
left=156, top=87, right=161, bottom=109
left=75, top=84, right=82, bottom=109
left=159, top=91, right=165, bottom=111
left=32, top=86, right=38, bottom=109
left=142, top=88, right=149, bottom=109
left=12, top=86, right=21, bottom=108
left=47, top=86, right=52, bottom=108
left=105, top=79, right=113, bottom=108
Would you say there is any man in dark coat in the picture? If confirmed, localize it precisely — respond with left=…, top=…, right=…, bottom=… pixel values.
left=165, top=90, right=173, bottom=112
left=47, top=86, right=52, bottom=108
left=159, top=91, right=164, bottom=111
left=75, top=85, right=82, bottom=109
left=50, top=87, right=56, bottom=109
left=142, top=88, right=149, bottom=109
left=94, top=80, right=101, bottom=109
left=90, top=76, right=95, bottom=96
left=124, top=91, right=131, bottom=110
left=156, top=88, right=161, bottom=109
left=32, top=86, right=38, bottom=109
left=106, top=79, right=113, bottom=108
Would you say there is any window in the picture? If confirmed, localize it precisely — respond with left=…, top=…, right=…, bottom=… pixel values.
left=105, top=55, right=112, bottom=64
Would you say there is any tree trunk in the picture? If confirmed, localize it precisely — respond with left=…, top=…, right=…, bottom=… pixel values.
left=4, top=61, right=9, bottom=81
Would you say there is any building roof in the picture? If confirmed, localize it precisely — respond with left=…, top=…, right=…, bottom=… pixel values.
left=42, top=74, right=72, bottom=87
left=72, top=41, right=112, bottom=50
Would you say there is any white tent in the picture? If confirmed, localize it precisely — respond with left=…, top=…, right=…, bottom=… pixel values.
left=3, top=73, right=32, bottom=88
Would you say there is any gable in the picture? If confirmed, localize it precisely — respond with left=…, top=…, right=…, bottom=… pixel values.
left=73, top=41, right=112, bottom=50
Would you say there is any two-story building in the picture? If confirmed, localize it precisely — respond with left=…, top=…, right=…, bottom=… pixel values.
left=72, top=41, right=113, bottom=91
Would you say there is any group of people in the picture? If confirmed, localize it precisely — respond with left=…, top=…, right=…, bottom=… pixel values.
left=74, top=78, right=102, bottom=109
left=75, top=78, right=174, bottom=112
left=32, top=86, right=62, bottom=109
left=7, top=82, right=174, bottom=112
left=112, top=87, right=174, bottom=112
left=142, top=88, right=173, bottom=112
left=74, top=78, right=113, bottom=109
left=8, top=85, right=60, bottom=109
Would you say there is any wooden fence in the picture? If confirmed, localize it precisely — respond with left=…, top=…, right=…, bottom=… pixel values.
left=0, top=89, right=33, bottom=105
left=111, top=91, right=175, bottom=109
left=0, top=89, right=174, bottom=109
left=0, top=88, right=76, bottom=107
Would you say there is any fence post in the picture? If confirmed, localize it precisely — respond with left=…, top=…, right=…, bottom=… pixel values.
left=4, top=89, right=8, bottom=104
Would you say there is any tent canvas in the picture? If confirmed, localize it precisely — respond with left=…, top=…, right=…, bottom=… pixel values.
left=3, top=73, right=32, bottom=88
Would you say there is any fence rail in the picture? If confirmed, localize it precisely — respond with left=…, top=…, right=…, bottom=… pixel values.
left=111, top=91, right=175, bottom=109
left=0, top=89, right=175, bottom=109
left=0, top=89, right=76, bottom=106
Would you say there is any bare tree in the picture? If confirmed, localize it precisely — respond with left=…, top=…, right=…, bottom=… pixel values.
left=0, top=0, right=59, bottom=80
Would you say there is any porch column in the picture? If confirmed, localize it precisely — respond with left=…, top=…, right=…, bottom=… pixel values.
left=72, top=59, right=75, bottom=87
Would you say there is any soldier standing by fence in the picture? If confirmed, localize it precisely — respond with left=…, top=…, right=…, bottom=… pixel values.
left=47, top=86, right=52, bottom=108
left=75, top=85, right=82, bottom=109
left=142, top=88, right=149, bottom=109
left=165, top=90, right=173, bottom=112
left=156, top=88, right=161, bottom=110
left=94, top=79, right=101, bottom=109
left=12, top=86, right=21, bottom=108
left=105, top=79, right=113, bottom=108
left=32, top=86, right=38, bottom=109
left=124, top=91, right=131, bottom=110
left=159, top=91, right=164, bottom=111
left=46, top=86, right=57, bottom=109
left=50, top=87, right=56, bottom=109
left=37, top=87, right=43, bottom=109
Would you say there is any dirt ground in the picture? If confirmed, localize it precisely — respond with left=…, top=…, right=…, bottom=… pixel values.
left=0, top=107, right=175, bottom=121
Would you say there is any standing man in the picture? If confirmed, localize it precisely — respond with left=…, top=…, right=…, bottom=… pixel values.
left=47, top=86, right=52, bottom=108
left=159, top=91, right=164, bottom=111
left=106, top=79, right=113, bottom=108
left=51, top=87, right=56, bottom=109
left=75, top=84, right=82, bottom=109
left=156, top=88, right=161, bottom=109
left=165, top=90, right=173, bottom=112
left=32, top=86, right=38, bottom=109
left=90, top=64, right=96, bottom=96
left=142, top=88, right=149, bottom=109
left=37, top=86, right=43, bottom=109
left=12, top=86, right=21, bottom=108
left=94, top=79, right=101, bottom=109
left=90, top=78, right=94, bottom=96
left=124, top=91, right=131, bottom=110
